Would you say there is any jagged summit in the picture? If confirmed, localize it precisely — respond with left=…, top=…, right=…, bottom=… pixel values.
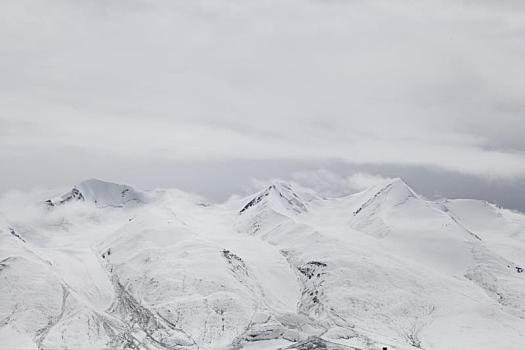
left=239, top=182, right=307, bottom=215
left=46, top=178, right=143, bottom=208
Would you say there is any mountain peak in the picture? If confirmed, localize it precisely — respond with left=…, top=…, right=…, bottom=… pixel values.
left=353, top=177, right=416, bottom=216
left=385, top=177, right=415, bottom=197
left=47, top=179, right=143, bottom=208
left=240, top=182, right=307, bottom=215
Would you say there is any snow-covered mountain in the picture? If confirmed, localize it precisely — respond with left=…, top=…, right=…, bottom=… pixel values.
left=46, top=179, right=144, bottom=208
left=1, top=178, right=525, bottom=350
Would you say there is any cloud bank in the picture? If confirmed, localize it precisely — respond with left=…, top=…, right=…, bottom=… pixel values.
left=1, top=0, right=525, bottom=189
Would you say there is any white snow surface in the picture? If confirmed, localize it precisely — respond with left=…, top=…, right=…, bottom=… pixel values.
left=1, top=178, right=525, bottom=350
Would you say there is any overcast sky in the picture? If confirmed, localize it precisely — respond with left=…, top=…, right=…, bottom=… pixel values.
left=1, top=0, right=525, bottom=210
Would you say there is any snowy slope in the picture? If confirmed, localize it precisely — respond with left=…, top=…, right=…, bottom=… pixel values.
left=442, top=199, right=525, bottom=266
left=1, top=179, right=525, bottom=350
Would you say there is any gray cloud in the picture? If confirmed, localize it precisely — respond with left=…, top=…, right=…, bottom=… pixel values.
left=1, top=0, right=525, bottom=206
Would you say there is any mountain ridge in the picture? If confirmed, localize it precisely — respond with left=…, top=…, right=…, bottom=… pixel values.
left=1, top=178, right=525, bottom=350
